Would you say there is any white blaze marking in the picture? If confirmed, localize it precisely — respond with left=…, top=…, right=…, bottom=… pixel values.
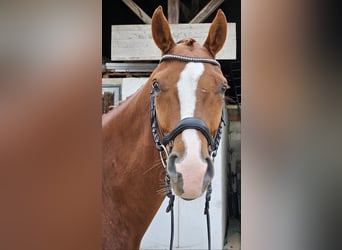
left=176, top=62, right=206, bottom=198
left=177, top=62, right=204, bottom=119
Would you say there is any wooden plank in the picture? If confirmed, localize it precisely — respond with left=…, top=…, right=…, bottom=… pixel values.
left=168, top=0, right=179, bottom=24
left=190, top=0, right=225, bottom=23
left=121, top=0, right=151, bottom=24
left=111, top=23, right=236, bottom=61
left=105, top=62, right=158, bottom=72
left=103, top=72, right=151, bottom=78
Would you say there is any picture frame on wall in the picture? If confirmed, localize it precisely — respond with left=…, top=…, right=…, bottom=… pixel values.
left=102, top=79, right=122, bottom=114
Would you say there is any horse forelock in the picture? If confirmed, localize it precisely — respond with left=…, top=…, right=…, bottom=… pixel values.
left=169, top=39, right=214, bottom=59
left=177, top=38, right=196, bottom=46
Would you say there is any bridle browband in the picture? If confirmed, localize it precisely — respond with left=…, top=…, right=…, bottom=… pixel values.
left=150, top=54, right=226, bottom=250
left=159, top=54, right=221, bottom=68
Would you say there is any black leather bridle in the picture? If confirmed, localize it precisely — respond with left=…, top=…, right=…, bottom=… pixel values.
left=150, top=54, right=225, bottom=158
left=150, top=54, right=226, bottom=250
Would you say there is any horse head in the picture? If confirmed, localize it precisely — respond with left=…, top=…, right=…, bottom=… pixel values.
left=150, top=6, right=228, bottom=200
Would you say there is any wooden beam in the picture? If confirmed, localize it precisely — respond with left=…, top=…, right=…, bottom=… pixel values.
left=168, top=0, right=179, bottom=24
left=105, top=62, right=158, bottom=72
left=190, top=0, right=225, bottom=23
left=121, top=0, right=152, bottom=24
left=179, top=1, right=190, bottom=21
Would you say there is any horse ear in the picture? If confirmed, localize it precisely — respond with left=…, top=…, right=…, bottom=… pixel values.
left=203, top=9, right=227, bottom=58
left=151, top=6, right=175, bottom=54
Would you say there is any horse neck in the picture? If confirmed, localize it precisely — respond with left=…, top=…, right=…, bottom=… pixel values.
left=102, top=81, right=165, bottom=249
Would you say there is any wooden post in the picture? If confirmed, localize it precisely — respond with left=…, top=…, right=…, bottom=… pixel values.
left=121, top=0, right=152, bottom=24
left=180, top=0, right=200, bottom=22
left=168, top=0, right=179, bottom=24
left=190, top=0, right=225, bottom=23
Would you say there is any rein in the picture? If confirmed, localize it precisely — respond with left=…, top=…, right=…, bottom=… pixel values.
left=150, top=54, right=226, bottom=250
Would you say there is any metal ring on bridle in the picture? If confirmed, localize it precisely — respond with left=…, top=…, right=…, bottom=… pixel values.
left=159, top=144, right=169, bottom=169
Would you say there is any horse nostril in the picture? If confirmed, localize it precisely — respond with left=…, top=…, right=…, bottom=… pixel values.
left=176, top=173, right=184, bottom=194
left=167, top=153, right=184, bottom=195
left=167, top=154, right=177, bottom=179
left=205, top=157, right=214, bottom=178
left=202, top=157, right=214, bottom=192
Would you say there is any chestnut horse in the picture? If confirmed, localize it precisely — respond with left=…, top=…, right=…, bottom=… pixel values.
left=102, top=6, right=228, bottom=250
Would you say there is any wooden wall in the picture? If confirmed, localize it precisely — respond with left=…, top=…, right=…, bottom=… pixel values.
left=111, top=23, right=236, bottom=61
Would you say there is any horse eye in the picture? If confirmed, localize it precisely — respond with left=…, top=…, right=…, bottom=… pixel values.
left=153, top=81, right=161, bottom=93
left=220, top=84, right=227, bottom=94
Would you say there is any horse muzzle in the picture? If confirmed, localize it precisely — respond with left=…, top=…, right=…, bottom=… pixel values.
left=167, top=148, right=214, bottom=200
left=160, top=118, right=216, bottom=200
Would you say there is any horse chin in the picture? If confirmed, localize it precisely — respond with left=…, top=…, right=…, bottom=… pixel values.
left=170, top=181, right=203, bottom=200
left=181, top=197, right=196, bottom=201
left=180, top=191, right=203, bottom=201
